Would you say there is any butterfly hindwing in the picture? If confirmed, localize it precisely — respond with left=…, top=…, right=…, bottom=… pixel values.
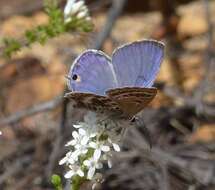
left=106, top=87, right=157, bottom=117
left=65, top=92, right=123, bottom=116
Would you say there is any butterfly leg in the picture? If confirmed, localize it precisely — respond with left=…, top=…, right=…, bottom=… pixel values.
left=130, top=116, right=152, bottom=149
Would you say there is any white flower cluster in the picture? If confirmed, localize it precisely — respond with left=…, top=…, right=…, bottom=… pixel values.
left=64, top=0, right=91, bottom=23
left=59, top=112, right=121, bottom=188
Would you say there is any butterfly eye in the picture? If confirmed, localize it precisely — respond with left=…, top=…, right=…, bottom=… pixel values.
left=72, top=74, right=81, bottom=82
left=72, top=74, right=78, bottom=80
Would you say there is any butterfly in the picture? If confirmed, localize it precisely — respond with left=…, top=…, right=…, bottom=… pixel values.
left=65, top=40, right=164, bottom=120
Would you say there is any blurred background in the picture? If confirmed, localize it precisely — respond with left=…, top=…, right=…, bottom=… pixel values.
left=0, top=0, right=214, bottom=189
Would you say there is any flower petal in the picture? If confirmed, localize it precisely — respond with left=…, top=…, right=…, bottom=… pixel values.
left=89, top=142, right=97, bottom=149
left=90, top=133, right=97, bottom=138
left=67, top=157, right=75, bottom=165
left=79, top=128, right=86, bottom=135
left=94, top=149, right=101, bottom=160
left=72, top=131, right=79, bottom=139
left=73, top=124, right=81, bottom=128
left=77, top=10, right=87, bottom=19
left=64, top=170, right=74, bottom=179
left=70, top=1, right=84, bottom=15
left=107, top=159, right=112, bottom=168
left=82, top=148, right=88, bottom=154
left=64, top=0, right=76, bottom=16
left=77, top=169, right=84, bottom=177
left=87, top=167, right=95, bottom=179
left=101, top=145, right=110, bottom=152
left=59, top=157, right=67, bottom=165
left=81, top=136, right=89, bottom=145
left=113, top=143, right=120, bottom=152
left=66, top=139, right=76, bottom=146
left=71, top=150, right=80, bottom=161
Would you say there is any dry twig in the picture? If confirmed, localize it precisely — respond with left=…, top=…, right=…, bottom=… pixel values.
left=193, top=0, right=215, bottom=114
left=0, top=97, right=62, bottom=127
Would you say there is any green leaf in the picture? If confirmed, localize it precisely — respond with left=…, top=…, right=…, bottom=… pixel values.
left=25, top=30, right=37, bottom=43
left=2, top=38, right=21, bottom=58
left=72, top=175, right=87, bottom=190
left=51, top=174, right=63, bottom=190
left=1, top=0, right=94, bottom=58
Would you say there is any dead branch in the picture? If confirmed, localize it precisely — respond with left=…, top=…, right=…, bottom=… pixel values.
left=0, top=0, right=43, bottom=20
left=162, top=85, right=215, bottom=119
left=0, top=96, right=62, bottom=127
left=0, top=155, right=32, bottom=186
left=193, top=0, right=215, bottom=114
left=91, top=0, right=127, bottom=50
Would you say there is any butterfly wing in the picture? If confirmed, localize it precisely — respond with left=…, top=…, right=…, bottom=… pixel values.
left=65, top=92, right=123, bottom=116
left=106, top=87, right=157, bottom=118
left=66, top=40, right=163, bottom=118
left=67, top=50, right=118, bottom=96
left=112, top=40, right=164, bottom=87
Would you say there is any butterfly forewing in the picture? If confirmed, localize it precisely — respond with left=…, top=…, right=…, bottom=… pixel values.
left=106, top=87, right=157, bottom=117
left=67, top=50, right=117, bottom=96
left=112, top=40, right=164, bottom=88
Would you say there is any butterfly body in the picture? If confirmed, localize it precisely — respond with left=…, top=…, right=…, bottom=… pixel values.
left=65, top=40, right=164, bottom=120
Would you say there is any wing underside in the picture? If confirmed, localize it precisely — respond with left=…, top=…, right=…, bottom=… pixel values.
left=106, top=87, right=157, bottom=117
left=65, top=92, right=123, bottom=116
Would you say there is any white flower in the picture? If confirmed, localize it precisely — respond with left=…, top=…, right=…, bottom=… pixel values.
left=67, top=128, right=95, bottom=155
left=102, top=153, right=113, bottom=168
left=0, top=131, right=2, bottom=135
left=73, top=124, right=82, bottom=129
left=73, top=123, right=97, bottom=137
left=108, top=138, right=121, bottom=152
left=75, top=142, right=89, bottom=155
left=64, top=165, right=84, bottom=179
left=59, top=150, right=79, bottom=165
left=84, top=157, right=103, bottom=180
left=112, top=143, right=120, bottom=152
left=64, top=0, right=90, bottom=23
left=64, top=0, right=84, bottom=15
left=59, top=110, right=124, bottom=189
left=80, top=112, right=102, bottom=135
left=66, top=128, right=89, bottom=149
left=89, top=141, right=110, bottom=160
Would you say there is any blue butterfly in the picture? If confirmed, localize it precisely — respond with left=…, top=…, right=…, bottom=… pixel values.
left=65, top=40, right=164, bottom=119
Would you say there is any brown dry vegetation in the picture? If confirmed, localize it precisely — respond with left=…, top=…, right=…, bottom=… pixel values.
left=0, top=0, right=214, bottom=190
